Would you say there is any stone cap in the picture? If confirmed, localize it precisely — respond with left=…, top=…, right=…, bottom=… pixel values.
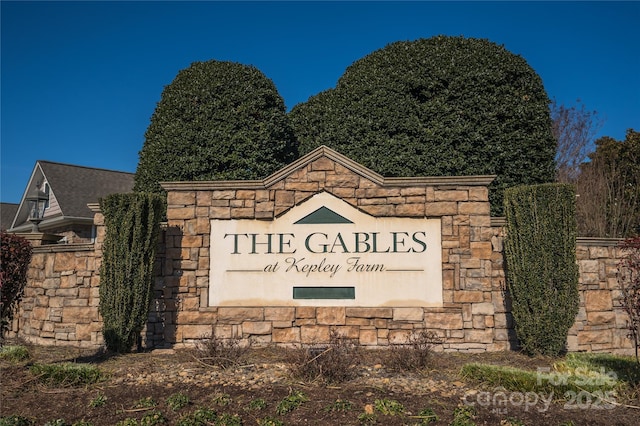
left=161, top=145, right=496, bottom=191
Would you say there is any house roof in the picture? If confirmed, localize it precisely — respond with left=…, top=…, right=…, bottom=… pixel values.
left=1, top=203, right=19, bottom=231
left=38, top=161, right=134, bottom=218
left=10, top=161, right=134, bottom=231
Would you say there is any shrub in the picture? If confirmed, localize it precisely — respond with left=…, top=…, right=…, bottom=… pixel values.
left=99, top=193, right=164, bottom=353
left=29, top=363, right=103, bottom=386
left=461, top=355, right=628, bottom=396
left=286, top=329, right=361, bottom=384
left=619, top=236, right=640, bottom=362
left=191, top=330, right=251, bottom=369
left=503, top=183, right=579, bottom=356
left=135, top=60, right=297, bottom=195
left=0, top=232, right=32, bottom=338
left=0, top=345, right=29, bottom=362
left=290, top=36, right=556, bottom=215
left=385, top=329, right=442, bottom=371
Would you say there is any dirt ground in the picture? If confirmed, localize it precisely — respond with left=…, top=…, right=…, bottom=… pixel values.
left=1, top=342, right=639, bottom=425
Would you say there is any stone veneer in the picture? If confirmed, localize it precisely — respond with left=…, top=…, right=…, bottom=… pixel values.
left=10, top=243, right=103, bottom=348
left=570, top=238, right=634, bottom=353
left=9, top=147, right=635, bottom=355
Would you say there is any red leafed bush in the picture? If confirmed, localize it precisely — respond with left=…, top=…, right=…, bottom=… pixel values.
left=0, top=231, right=32, bottom=338
left=619, top=236, right=640, bottom=362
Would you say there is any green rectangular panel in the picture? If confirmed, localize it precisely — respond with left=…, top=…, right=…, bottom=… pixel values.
left=293, top=287, right=355, bottom=299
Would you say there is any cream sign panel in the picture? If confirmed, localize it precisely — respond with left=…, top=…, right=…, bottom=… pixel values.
left=210, top=192, right=442, bottom=307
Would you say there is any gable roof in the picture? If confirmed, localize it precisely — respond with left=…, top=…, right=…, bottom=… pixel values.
left=38, top=161, right=134, bottom=218
left=10, top=161, right=134, bottom=231
left=1, top=203, right=19, bottom=231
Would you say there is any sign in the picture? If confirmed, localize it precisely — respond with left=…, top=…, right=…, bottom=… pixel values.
left=210, top=192, right=442, bottom=306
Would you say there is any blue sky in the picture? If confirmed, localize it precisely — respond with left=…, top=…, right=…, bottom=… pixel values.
left=1, top=1, right=638, bottom=204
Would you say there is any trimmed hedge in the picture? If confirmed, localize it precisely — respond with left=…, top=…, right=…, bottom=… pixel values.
left=98, top=193, right=164, bottom=353
left=503, top=183, right=579, bottom=356
left=290, top=36, right=556, bottom=215
left=134, top=60, right=298, bottom=195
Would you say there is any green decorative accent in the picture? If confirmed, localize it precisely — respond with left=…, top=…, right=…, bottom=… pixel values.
left=293, top=287, right=355, bottom=299
left=294, top=207, right=353, bottom=224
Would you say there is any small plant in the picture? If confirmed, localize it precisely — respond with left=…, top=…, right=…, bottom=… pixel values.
left=451, top=406, right=476, bottom=426
left=385, top=330, right=442, bottom=371
left=140, top=410, right=166, bottom=426
left=245, top=398, right=267, bottom=411
left=214, top=413, right=242, bottom=426
left=357, top=412, right=376, bottom=424
left=0, top=345, right=29, bottom=363
left=72, top=422, right=93, bottom=426
left=192, top=330, right=251, bottom=369
left=257, top=417, right=283, bottom=426
left=500, top=418, right=524, bottom=426
left=0, top=416, right=33, bottom=426
left=324, top=399, right=353, bottom=412
left=29, top=363, right=103, bottom=386
left=374, top=398, right=404, bottom=416
left=276, top=389, right=308, bottom=415
left=287, top=329, right=361, bottom=383
left=43, top=420, right=67, bottom=426
left=89, top=393, right=107, bottom=408
left=115, top=419, right=138, bottom=426
left=212, top=392, right=232, bottom=407
left=176, top=407, right=217, bottom=426
left=416, top=407, right=438, bottom=424
left=133, top=396, right=157, bottom=409
left=166, top=392, right=190, bottom=411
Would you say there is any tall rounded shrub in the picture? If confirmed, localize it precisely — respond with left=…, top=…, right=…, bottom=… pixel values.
left=99, top=193, right=164, bottom=353
left=290, top=36, right=556, bottom=215
left=135, top=60, right=298, bottom=194
left=503, top=183, right=579, bottom=356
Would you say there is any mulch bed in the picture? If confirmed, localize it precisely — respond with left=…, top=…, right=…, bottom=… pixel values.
left=1, top=344, right=638, bottom=425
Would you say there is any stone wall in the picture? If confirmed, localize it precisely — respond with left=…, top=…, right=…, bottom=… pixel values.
left=570, top=238, right=633, bottom=353
left=159, top=147, right=502, bottom=351
left=9, top=243, right=103, bottom=348
left=8, top=147, right=635, bottom=355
